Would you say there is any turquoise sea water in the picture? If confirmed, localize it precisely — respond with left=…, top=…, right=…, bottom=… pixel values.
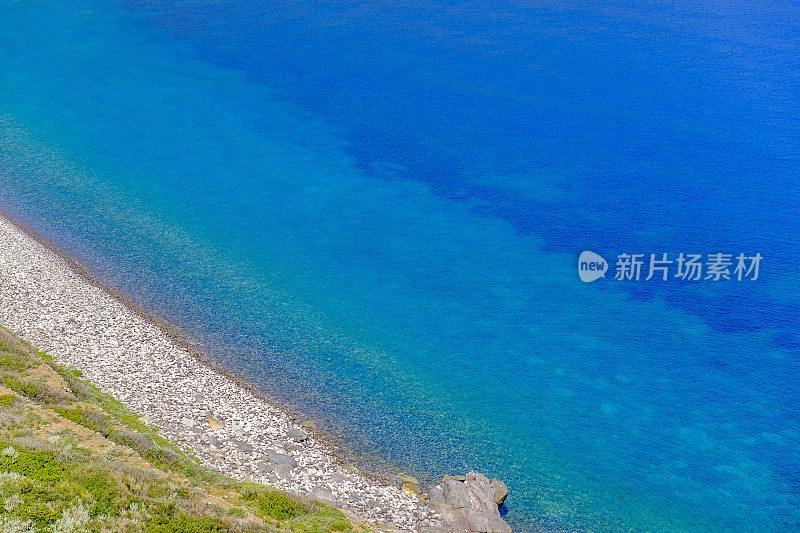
left=1, top=1, right=799, bottom=530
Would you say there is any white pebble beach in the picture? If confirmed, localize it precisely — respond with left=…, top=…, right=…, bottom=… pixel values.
left=0, top=212, right=444, bottom=532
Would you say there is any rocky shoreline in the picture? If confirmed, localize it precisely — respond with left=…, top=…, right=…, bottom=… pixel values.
left=0, top=212, right=511, bottom=532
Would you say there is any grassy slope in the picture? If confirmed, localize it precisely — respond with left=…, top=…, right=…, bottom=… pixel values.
left=0, top=326, right=364, bottom=533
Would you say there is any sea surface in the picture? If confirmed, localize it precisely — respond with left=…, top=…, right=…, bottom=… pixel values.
left=1, top=0, right=799, bottom=530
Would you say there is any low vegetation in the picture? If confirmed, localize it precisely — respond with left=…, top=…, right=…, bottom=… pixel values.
left=0, top=327, right=359, bottom=532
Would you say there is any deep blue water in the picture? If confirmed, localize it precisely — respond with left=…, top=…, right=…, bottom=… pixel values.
left=1, top=0, right=799, bottom=530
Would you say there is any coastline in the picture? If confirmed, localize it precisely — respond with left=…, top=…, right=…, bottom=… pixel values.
left=0, top=210, right=443, bottom=531
left=0, top=207, right=360, bottom=471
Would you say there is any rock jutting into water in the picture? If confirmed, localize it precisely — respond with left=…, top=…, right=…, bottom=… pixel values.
left=427, top=472, right=512, bottom=533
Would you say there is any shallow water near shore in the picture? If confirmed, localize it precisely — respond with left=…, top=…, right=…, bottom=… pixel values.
left=1, top=0, right=800, bottom=531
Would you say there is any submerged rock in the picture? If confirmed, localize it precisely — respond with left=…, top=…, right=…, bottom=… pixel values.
left=399, top=473, right=420, bottom=484
left=402, top=481, right=422, bottom=497
left=399, top=473, right=422, bottom=497
left=343, top=464, right=360, bottom=475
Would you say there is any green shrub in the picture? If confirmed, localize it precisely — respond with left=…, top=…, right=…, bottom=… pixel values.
left=243, top=488, right=309, bottom=521
left=17, top=498, right=64, bottom=527
left=55, top=406, right=111, bottom=435
left=74, top=472, right=119, bottom=514
left=4, top=376, right=70, bottom=405
left=0, top=394, right=17, bottom=407
left=3, top=377, right=38, bottom=398
left=1, top=448, right=65, bottom=484
left=61, top=371, right=96, bottom=401
left=227, top=507, right=246, bottom=518
left=146, top=513, right=227, bottom=532
left=285, top=505, right=353, bottom=532
left=0, top=352, right=30, bottom=372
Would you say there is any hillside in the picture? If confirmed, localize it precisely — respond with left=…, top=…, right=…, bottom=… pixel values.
left=0, top=326, right=362, bottom=533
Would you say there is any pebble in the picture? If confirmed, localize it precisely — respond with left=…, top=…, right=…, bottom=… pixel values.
left=207, top=414, right=224, bottom=429
left=266, top=449, right=298, bottom=468
left=274, top=464, right=293, bottom=480
left=312, top=486, right=336, bottom=504
left=234, top=439, right=254, bottom=453
left=287, top=427, right=309, bottom=442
